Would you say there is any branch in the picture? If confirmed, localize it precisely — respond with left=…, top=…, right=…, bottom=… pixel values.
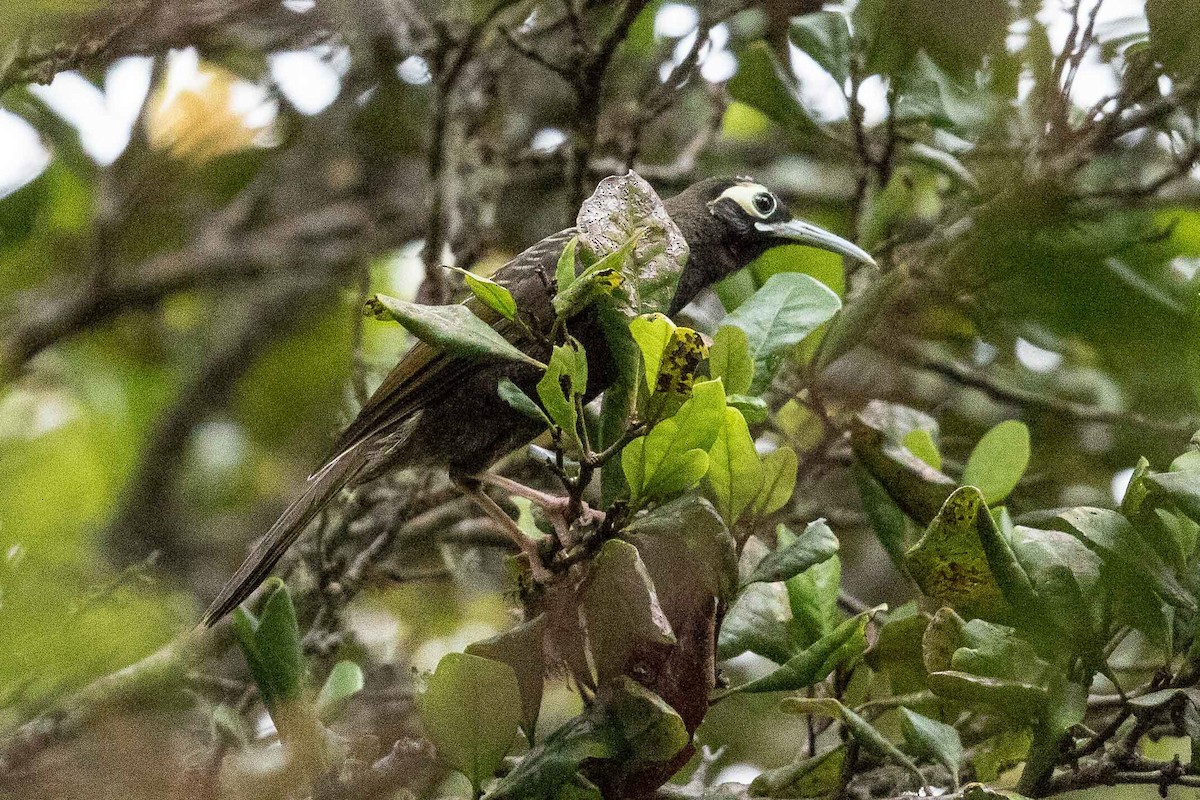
left=0, top=1, right=329, bottom=98
left=1, top=199, right=380, bottom=381
left=894, top=340, right=1200, bottom=435
left=0, top=623, right=235, bottom=784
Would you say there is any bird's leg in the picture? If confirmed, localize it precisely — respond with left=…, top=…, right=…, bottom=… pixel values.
left=478, top=473, right=605, bottom=527
left=450, top=471, right=552, bottom=583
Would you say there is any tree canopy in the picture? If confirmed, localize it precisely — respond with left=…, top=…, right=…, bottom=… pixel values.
left=4, top=1, right=1200, bottom=799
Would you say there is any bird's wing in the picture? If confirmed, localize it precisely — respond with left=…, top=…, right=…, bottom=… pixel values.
left=200, top=228, right=575, bottom=626
left=199, top=442, right=371, bottom=626
left=327, top=227, right=575, bottom=458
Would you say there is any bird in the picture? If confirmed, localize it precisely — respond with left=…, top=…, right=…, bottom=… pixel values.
left=200, top=176, right=874, bottom=626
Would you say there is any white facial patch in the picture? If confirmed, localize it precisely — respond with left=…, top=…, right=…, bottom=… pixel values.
left=714, top=182, right=777, bottom=219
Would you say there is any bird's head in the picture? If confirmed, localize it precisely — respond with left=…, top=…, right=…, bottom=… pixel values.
left=664, top=177, right=874, bottom=314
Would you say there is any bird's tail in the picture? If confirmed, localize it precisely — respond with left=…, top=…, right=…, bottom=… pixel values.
left=200, top=443, right=369, bottom=627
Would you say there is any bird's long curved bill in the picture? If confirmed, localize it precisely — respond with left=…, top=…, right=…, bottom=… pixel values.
left=756, top=219, right=876, bottom=266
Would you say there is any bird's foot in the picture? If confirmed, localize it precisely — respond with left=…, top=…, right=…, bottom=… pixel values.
left=451, top=472, right=553, bottom=584
left=478, top=473, right=605, bottom=529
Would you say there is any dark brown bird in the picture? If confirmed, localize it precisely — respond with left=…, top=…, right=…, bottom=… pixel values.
left=201, top=176, right=873, bottom=625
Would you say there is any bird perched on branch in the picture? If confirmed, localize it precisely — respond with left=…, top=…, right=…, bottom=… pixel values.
left=201, top=176, right=873, bottom=626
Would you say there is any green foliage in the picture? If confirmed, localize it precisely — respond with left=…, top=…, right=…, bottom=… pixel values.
left=729, top=611, right=871, bottom=694
left=962, top=420, right=1030, bottom=504
left=12, top=3, right=1200, bottom=796
left=487, top=678, right=686, bottom=800
left=708, top=326, right=755, bottom=397
left=704, top=407, right=762, bottom=525
left=366, top=293, right=544, bottom=367
left=466, top=615, right=547, bottom=744
left=782, top=697, right=924, bottom=785
left=899, top=707, right=963, bottom=787
left=582, top=540, right=675, bottom=684
left=743, top=521, right=838, bottom=587
left=905, top=487, right=1009, bottom=615
left=903, top=428, right=942, bottom=471
left=315, top=661, right=365, bottom=723
left=789, top=11, right=851, bottom=86
left=497, top=377, right=551, bottom=425
left=721, top=272, right=843, bottom=393
left=622, top=379, right=724, bottom=506
left=573, top=172, right=689, bottom=316
left=417, top=652, right=521, bottom=794
left=451, top=267, right=517, bottom=321
left=727, top=42, right=825, bottom=148
left=537, top=339, right=588, bottom=451
left=1148, top=0, right=1200, bottom=78
left=555, top=235, right=580, bottom=294
left=232, top=580, right=363, bottom=758
left=233, top=579, right=306, bottom=708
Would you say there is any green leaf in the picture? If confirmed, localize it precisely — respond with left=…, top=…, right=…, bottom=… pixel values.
left=850, top=402, right=956, bottom=526
left=899, top=707, right=963, bottom=785
left=597, top=304, right=643, bottom=505
left=903, top=428, right=942, bottom=471
left=537, top=340, right=588, bottom=450
left=723, top=272, right=842, bottom=393
left=552, top=239, right=632, bottom=319
left=366, top=293, right=543, bottom=368
left=864, top=603, right=929, bottom=696
left=1008, top=525, right=1104, bottom=651
left=906, top=142, right=978, bottom=190
left=621, top=440, right=708, bottom=504
left=1146, top=469, right=1200, bottom=526
left=622, top=495, right=739, bottom=602
left=650, top=326, right=709, bottom=400
left=607, top=678, right=688, bottom=765
left=315, top=661, right=364, bottom=723
left=781, top=697, right=924, bottom=784
left=728, top=42, right=825, bottom=147
left=709, top=326, right=754, bottom=396
left=629, top=313, right=674, bottom=395
left=574, top=171, right=690, bottom=315
left=583, top=540, right=675, bottom=684
left=704, top=407, right=763, bottom=525
left=717, top=577, right=797, bottom=663
left=745, top=520, right=839, bottom=587
left=786, top=552, right=842, bottom=648
left=730, top=612, right=871, bottom=694
left=922, top=609, right=1054, bottom=720
left=486, top=712, right=619, bottom=800
left=972, top=729, right=1033, bottom=783
left=750, top=746, right=845, bottom=798
left=728, top=394, right=768, bottom=424
left=497, top=377, right=551, bottom=425
left=962, top=420, right=1030, bottom=505
left=233, top=578, right=305, bottom=708
left=555, top=235, right=580, bottom=293
left=904, top=486, right=1009, bottom=615
left=750, top=446, right=799, bottom=517
left=788, top=10, right=851, bottom=85
left=417, top=652, right=521, bottom=793
left=452, top=267, right=517, bottom=321
left=467, top=615, right=547, bottom=745
left=854, top=463, right=913, bottom=574
left=623, top=379, right=725, bottom=503
left=488, top=678, right=686, bottom=800
left=1058, top=507, right=1196, bottom=611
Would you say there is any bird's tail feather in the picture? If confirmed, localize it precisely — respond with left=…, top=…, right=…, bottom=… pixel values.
left=200, top=444, right=369, bottom=627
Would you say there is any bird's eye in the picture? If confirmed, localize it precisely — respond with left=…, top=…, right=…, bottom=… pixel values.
left=752, top=192, right=777, bottom=217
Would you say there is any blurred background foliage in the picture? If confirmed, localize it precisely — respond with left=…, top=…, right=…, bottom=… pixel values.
left=2, top=0, right=1200, bottom=797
